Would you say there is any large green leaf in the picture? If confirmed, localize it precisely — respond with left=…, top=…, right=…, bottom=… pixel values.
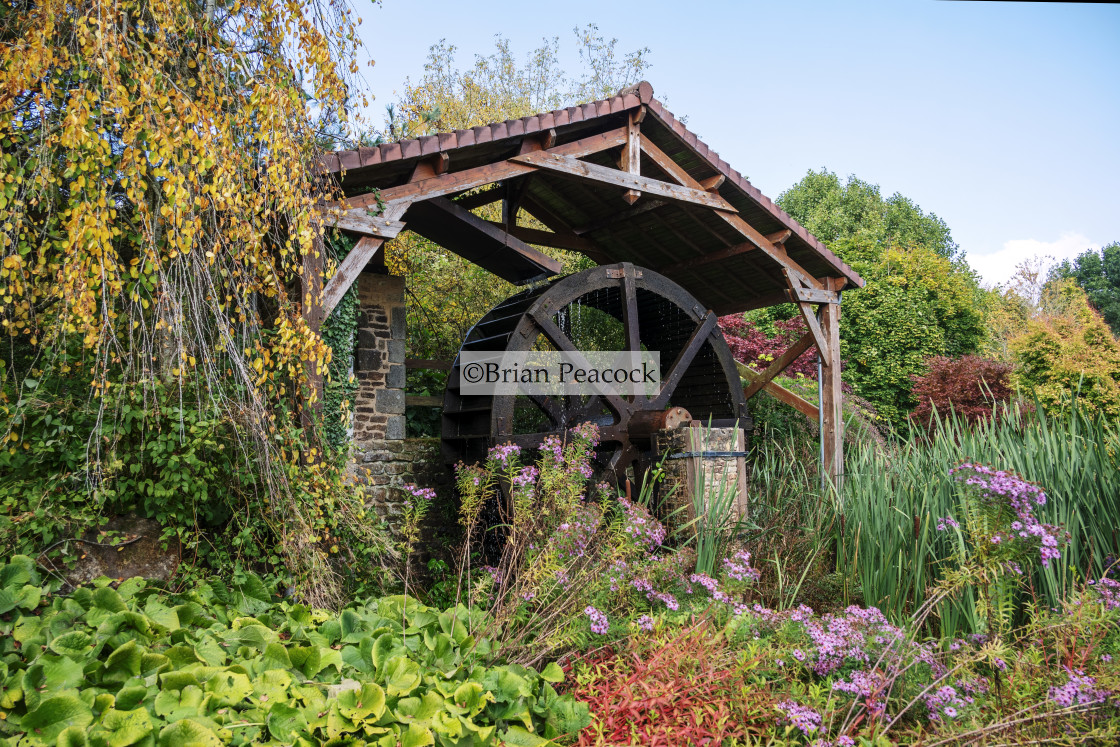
left=92, top=587, right=128, bottom=614
left=205, top=671, right=252, bottom=707
left=104, top=641, right=143, bottom=683
left=336, top=682, right=387, bottom=723
left=49, top=631, right=93, bottom=658
left=259, top=642, right=292, bottom=672
left=265, top=702, right=308, bottom=743
left=0, top=555, right=36, bottom=588
left=538, top=663, right=564, bottom=684
left=498, top=726, right=552, bottom=746
left=91, top=707, right=154, bottom=747
left=400, top=723, right=435, bottom=747
left=381, top=656, right=420, bottom=697
left=157, top=719, right=222, bottom=747
left=19, top=695, right=94, bottom=743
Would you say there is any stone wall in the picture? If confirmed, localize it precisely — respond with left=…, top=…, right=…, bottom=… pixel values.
left=348, top=272, right=454, bottom=539
left=350, top=437, right=451, bottom=528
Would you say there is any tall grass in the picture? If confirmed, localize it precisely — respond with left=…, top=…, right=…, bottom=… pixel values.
left=835, top=403, right=1120, bottom=635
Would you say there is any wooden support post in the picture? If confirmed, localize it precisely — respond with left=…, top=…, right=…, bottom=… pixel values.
left=620, top=108, right=643, bottom=204
left=300, top=229, right=325, bottom=462
left=820, top=278, right=844, bottom=485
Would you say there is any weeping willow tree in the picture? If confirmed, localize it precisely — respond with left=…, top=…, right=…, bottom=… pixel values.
left=0, top=0, right=391, bottom=604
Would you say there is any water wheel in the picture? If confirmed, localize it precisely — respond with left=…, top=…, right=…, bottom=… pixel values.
left=441, top=262, right=750, bottom=483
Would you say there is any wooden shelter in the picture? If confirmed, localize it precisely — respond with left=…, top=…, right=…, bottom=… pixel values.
left=307, top=81, right=864, bottom=480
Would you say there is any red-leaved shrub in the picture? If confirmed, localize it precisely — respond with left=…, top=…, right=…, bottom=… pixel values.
left=718, top=315, right=817, bottom=379
left=564, top=621, right=774, bottom=746
left=909, top=355, right=1014, bottom=427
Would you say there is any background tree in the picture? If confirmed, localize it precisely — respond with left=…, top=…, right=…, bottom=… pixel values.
left=1010, top=279, right=1120, bottom=418
left=752, top=171, right=986, bottom=425
left=376, top=28, right=651, bottom=363
left=0, top=0, right=389, bottom=604
left=1051, top=242, right=1120, bottom=337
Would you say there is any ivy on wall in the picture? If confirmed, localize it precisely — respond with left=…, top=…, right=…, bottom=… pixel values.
left=321, top=234, right=360, bottom=456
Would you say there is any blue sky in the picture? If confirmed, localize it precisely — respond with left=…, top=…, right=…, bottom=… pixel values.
left=352, top=0, right=1119, bottom=286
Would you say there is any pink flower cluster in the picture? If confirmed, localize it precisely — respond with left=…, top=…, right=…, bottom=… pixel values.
left=585, top=605, right=609, bottom=635
left=1048, top=669, right=1110, bottom=708
left=832, top=669, right=889, bottom=718
left=402, top=483, right=436, bottom=502
left=487, top=442, right=521, bottom=469
left=1089, top=577, right=1120, bottom=610
left=723, top=549, right=762, bottom=582
left=924, top=684, right=970, bottom=721
left=617, top=497, right=666, bottom=551
left=948, top=463, right=1066, bottom=566
left=776, top=700, right=822, bottom=735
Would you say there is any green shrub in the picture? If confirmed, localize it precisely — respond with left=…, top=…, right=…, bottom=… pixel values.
left=0, top=557, right=588, bottom=746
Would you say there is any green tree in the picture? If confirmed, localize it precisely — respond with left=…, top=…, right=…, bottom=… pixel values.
left=768, top=171, right=984, bottom=426
left=1052, top=242, right=1120, bottom=337
left=1011, top=279, right=1120, bottom=418
left=381, top=29, right=650, bottom=361
left=777, top=169, right=960, bottom=265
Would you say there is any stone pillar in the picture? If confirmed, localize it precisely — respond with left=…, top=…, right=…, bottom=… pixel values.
left=653, top=424, right=749, bottom=539
left=353, top=272, right=406, bottom=443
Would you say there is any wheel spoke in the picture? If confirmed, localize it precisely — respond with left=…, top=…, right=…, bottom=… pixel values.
left=530, top=310, right=633, bottom=420
left=651, top=312, right=716, bottom=409
left=620, top=273, right=641, bottom=352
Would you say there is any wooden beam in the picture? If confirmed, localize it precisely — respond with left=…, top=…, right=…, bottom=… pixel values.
left=620, top=109, right=642, bottom=205
left=453, top=186, right=503, bottom=210
left=410, top=153, right=449, bottom=181
left=323, top=209, right=406, bottom=239
left=319, top=202, right=410, bottom=321
left=699, top=174, right=725, bottom=192
left=784, top=268, right=830, bottom=361
left=518, top=128, right=556, bottom=154
left=658, top=240, right=753, bottom=276
left=338, top=128, right=628, bottom=211
left=406, top=196, right=562, bottom=283
left=736, top=361, right=819, bottom=421
left=510, top=151, right=733, bottom=212
left=742, top=332, right=816, bottom=399
left=483, top=222, right=595, bottom=253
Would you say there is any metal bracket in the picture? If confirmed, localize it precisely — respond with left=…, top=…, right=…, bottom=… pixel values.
left=667, top=450, right=749, bottom=459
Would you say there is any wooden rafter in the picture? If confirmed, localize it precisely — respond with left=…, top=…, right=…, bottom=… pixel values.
left=323, top=209, right=406, bottom=239
left=483, top=222, right=595, bottom=253
left=407, top=197, right=562, bottom=283
left=783, top=268, right=830, bottom=361
left=573, top=199, right=668, bottom=235
left=635, top=134, right=823, bottom=290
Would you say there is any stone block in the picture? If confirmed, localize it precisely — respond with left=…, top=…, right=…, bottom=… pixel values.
left=357, top=329, right=378, bottom=348
left=391, top=306, right=407, bottom=339
left=376, top=388, right=405, bottom=414
left=385, top=415, right=406, bottom=440
left=356, top=349, right=382, bottom=372
left=387, top=339, right=406, bottom=364
left=386, top=364, right=405, bottom=389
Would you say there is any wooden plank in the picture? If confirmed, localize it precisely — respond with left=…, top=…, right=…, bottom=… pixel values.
left=784, top=268, right=830, bottom=360
left=511, top=151, right=734, bottom=212
left=406, top=197, right=562, bottom=283
left=736, top=361, right=819, bottom=421
left=453, top=187, right=503, bottom=210
left=337, top=128, right=628, bottom=210
left=621, top=109, right=642, bottom=204
left=323, top=209, right=406, bottom=239
left=742, top=332, right=816, bottom=399
left=406, top=395, right=443, bottom=407
left=573, top=199, right=668, bottom=235
left=657, top=240, right=754, bottom=276
left=405, top=358, right=453, bottom=371
left=482, top=222, right=595, bottom=253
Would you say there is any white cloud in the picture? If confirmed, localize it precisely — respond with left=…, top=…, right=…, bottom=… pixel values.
left=967, top=232, right=1100, bottom=288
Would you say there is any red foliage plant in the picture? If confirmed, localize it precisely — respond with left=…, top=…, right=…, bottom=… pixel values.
left=909, top=355, right=1015, bottom=428
left=563, top=621, right=774, bottom=746
left=718, top=315, right=818, bottom=379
